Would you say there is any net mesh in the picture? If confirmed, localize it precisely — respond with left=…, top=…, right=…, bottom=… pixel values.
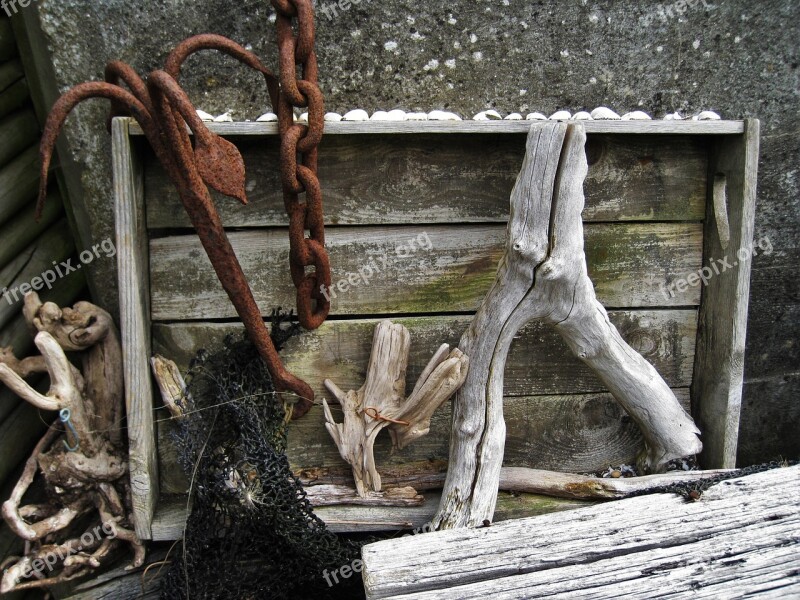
left=160, top=314, right=365, bottom=599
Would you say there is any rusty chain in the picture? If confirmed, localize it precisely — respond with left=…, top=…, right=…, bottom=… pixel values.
left=272, top=0, right=331, bottom=330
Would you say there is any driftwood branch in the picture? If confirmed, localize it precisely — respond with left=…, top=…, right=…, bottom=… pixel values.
left=0, top=293, right=143, bottom=594
left=433, top=122, right=702, bottom=529
left=322, top=320, right=468, bottom=496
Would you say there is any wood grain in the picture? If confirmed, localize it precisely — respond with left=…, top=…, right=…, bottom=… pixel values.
left=156, top=388, right=691, bottom=496
left=692, top=119, right=760, bottom=468
left=150, top=223, right=703, bottom=320
left=0, top=144, right=38, bottom=228
left=145, top=134, right=708, bottom=227
left=112, top=118, right=157, bottom=539
left=152, top=310, right=696, bottom=400
left=361, top=465, right=800, bottom=599
left=129, top=119, right=745, bottom=137
left=0, top=109, right=39, bottom=169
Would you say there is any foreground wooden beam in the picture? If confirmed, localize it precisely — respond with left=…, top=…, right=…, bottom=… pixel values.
left=433, top=122, right=702, bottom=530
left=362, top=465, right=800, bottom=599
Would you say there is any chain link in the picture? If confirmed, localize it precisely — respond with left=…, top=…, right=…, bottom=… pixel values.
left=272, top=0, right=331, bottom=330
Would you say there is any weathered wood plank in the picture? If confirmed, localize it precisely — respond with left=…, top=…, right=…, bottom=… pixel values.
left=0, top=399, right=50, bottom=488
left=149, top=489, right=591, bottom=540
left=146, top=134, right=707, bottom=227
left=112, top=118, right=157, bottom=539
left=150, top=223, right=703, bottom=320
left=156, top=388, right=691, bottom=496
left=0, top=18, right=16, bottom=62
left=0, top=144, right=38, bottom=228
left=0, top=108, right=39, bottom=169
left=153, top=311, right=696, bottom=401
left=361, top=465, right=800, bottom=599
left=692, top=119, right=760, bottom=469
left=129, top=119, right=746, bottom=137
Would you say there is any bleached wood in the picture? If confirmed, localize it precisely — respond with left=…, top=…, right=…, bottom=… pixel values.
left=692, top=119, right=760, bottom=468
left=150, top=355, right=187, bottom=420
left=112, top=117, right=157, bottom=539
left=129, top=118, right=746, bottom=137
left=433, top=123, right=701, bottom=530
left=362, top=465, right=800, bottom=599
left=323, top=320, right=468, bottom=495
left=304, top=485, right=424, bottom=507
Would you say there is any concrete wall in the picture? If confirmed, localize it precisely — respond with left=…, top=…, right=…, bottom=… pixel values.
left=17, top=0, right=799, bottom=465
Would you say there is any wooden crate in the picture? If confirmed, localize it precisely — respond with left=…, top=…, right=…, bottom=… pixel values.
left=112, top=118, right=759, bottom=540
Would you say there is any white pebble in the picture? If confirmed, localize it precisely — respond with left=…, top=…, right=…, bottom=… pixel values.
left=621, top=111, right=652, bottom=120
left=343, top=109, right=370, bottom=121
left=591, top=107, right=621, bottom=120
left=213, top=111, right=234, bottom=122
left=406, top=112, right=429, bottom=121
left=693, top=110, right=721, bottom=120
left=324, top=112, right=343, bottom=122
left=504, top=113, right=523, bottom=120
left=572, top=111, right=593, bottom=120
left=370, top=110, right=390, bottom=120
left=386, top=109, right=408, bottom=121
left=526, top=112, right=547, bottom=120
left=549, top=110, right=571, bottom=120
left=298, top=112, right=309, bottom=123
left=428, top=110, right=462, bottom=121
left=256, top=112, right=278, bottom=122
left=663, top=112, right=684, bottom=120
left=473, top=110, right=503, bottom=120
left=196, top=110, right=215, bottom=122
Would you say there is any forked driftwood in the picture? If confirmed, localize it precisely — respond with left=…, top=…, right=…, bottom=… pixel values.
left=322, top=320, right=469, bottom=496
left=432, top=122, right=703, bottom=529
left=0, top=293, right=143, bottom=593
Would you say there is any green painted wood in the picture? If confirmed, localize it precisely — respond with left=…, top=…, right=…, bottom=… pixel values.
left=149, top=223, right=703, bottom=321
left=0, top=108, right=39, bottom=169
left=0, top=78, right=28, bottom=121
left=0, top=190, right=63, bottom=270
left=0, top=58, right=23, bottom=94
left=0, top=144, right=38, bottom=228
left=0, top=18, right=16, bottom=62
left=0, top=219, right=75, bottom=331
left=146, top=134, right=707, bottom=228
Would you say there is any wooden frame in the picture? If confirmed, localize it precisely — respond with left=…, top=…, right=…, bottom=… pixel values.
left=113, top=118, right=758, bottom=539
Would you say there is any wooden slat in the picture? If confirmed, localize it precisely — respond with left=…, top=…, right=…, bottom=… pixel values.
left=0, top=219, right=75, bottom=330
left=0, top=190, right=63, bottom=269
left=153, top=310, right=696, bottom=401
left=157, top=387, right=691, bottom=497
left=112, top=118, right=157, bottom=539
left=0, top=144, right=38, bottom=228
left=146, top=134, right=707, bottom=227
left=150, top=223, right=703, bottom=320
left=0, top=108, right=39, bottom=168
left=0, top=396, right=51, bottom=487
left=0, top=58, right=23, bottom=93
left=361, top=465, right=800, bottom=599
left=150, top=489, right=590, bottom=540
left=130, top=119, right=745, bottom=137
left=0, top=78, right=29, bottom=121
left=692, top=119, right=760, bottom=469
left=0, top=18, right=16, bottom=62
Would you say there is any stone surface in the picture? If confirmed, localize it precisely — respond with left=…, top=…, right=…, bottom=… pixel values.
left=22, top=0, right=800, bottom=465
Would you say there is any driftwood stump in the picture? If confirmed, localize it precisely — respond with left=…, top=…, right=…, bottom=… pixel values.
left=0, top=293, right=143, bottom=593
left=432, top=123, right=702, bottom=530
left=323, top=320, right=468, bottom=496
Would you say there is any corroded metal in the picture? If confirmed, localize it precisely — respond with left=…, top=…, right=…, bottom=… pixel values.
left=37, top=7, right=331, bottom=419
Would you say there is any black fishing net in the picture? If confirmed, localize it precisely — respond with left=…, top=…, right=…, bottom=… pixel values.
left=160, top=313, right=365, bottom=600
